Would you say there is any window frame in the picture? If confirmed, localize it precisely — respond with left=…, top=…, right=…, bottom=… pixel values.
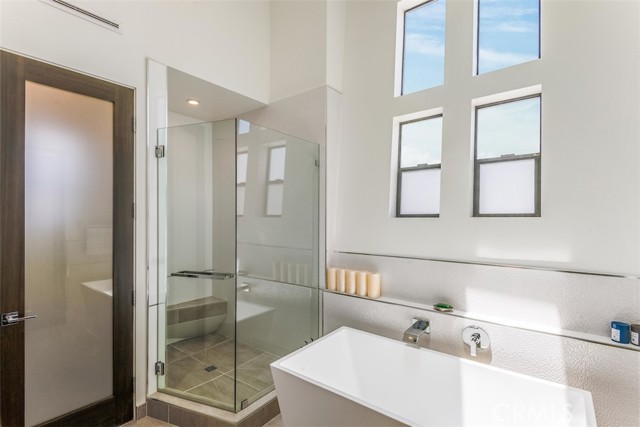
left=475, top=0, right=542, bottom=76
left=265, top=144, right=286, bottom=217
left=396, top=0, right=446, bottom=97
left=236, top=149, right=248, bottom=217
left=396, top=114, right=443, bottom=218
left=472, top=94, right=542, bottom=217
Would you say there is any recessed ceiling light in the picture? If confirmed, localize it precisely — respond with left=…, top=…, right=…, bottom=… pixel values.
left=187, top=99, right=200, bottom=106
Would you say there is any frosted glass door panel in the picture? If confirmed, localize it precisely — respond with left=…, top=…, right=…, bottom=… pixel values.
left=479, top=159, right=536, bottom=214
left=24, top=81, right=113, bottom=426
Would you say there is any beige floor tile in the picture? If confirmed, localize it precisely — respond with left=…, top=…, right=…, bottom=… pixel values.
left=171, top=333, right=229, bottom=355
left=166, top=345, right=189, bottom=364
left=187, top=374, right=260, bottom=408
left=233, top=353, right=278, bottom=390
left=166, top=356, right=222, bottom=391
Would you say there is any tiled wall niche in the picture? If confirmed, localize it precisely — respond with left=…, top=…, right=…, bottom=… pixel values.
left=325, top=252, right=640, bottom=427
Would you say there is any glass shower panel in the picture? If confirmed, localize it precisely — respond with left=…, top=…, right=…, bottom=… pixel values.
left=157, top=120, right=238, bottom=411
left=236, top=124, right=320, bottom=409
left=157, top=118, right=320, bottom=413
left=24, top=82, right=114, bottom=426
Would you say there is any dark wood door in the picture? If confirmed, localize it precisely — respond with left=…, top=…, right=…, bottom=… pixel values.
left=0, top=50, right=134, bottom=427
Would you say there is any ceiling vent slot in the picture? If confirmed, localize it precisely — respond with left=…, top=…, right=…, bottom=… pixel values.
left=40, top=0, right=121, bottom=33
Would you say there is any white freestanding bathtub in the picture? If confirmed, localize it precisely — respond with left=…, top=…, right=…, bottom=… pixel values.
left=271, top=327, right=597, bottom=427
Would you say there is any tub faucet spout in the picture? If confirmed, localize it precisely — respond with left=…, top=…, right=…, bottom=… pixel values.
left=403, top=318, right=430, bottom=345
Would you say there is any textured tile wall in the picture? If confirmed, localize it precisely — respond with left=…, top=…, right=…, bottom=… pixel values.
left=324, top=252, right=640, bottom=427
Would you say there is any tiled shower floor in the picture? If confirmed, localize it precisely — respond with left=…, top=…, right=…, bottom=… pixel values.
left=163, top=333, right=279, bottom=410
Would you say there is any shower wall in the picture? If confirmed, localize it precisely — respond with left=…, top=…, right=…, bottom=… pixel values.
left=161, top=120, right=236, bottom=342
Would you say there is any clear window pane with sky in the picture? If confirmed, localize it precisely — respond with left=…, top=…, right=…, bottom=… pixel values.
left=476, top=96, right=540, bottom=159
left=401, top=116, right=443, bottom=167
left=477, top=0, right=540, bottom=74
left=402, top=0, right=446, bottom=95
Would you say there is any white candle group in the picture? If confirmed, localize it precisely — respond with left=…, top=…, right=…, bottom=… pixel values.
left=326, top=267, right=381, bottom=299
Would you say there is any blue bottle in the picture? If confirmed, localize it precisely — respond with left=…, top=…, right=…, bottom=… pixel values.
left=611, top=321, right=631, bottom=344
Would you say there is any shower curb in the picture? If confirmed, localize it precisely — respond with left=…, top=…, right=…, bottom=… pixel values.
left=146, top=394, right=279, bottom=427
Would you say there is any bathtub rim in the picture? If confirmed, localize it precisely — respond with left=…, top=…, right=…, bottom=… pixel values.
left=271, top=326, right=597, bottom=427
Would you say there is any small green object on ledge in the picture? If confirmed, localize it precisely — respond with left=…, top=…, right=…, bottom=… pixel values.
left=433, top=303, right=453, bottom=312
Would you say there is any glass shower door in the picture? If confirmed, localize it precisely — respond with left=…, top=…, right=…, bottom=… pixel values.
left=156, top=118, right=320, bottom=412
left=157, top=120, right=238, bottom=411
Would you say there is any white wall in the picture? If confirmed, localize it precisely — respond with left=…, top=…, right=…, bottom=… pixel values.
left=333, top=0, right=640, bottom=276
left=323, top=1, right=640, bottom=426
left=0, top=0, right=271, bottom=408
left=270, top=0, right=328, bottom=101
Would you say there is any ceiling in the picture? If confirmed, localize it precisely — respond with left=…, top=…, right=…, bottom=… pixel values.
left=167, top=67, right=265, bottom=122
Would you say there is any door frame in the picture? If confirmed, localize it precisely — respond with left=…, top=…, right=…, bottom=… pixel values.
left=0, top=50, right=134, bottom=426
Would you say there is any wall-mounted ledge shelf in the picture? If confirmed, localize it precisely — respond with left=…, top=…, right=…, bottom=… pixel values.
left=322, top=289, right=640, bottom=353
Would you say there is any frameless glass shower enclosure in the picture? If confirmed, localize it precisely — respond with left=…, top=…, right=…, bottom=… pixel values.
left=156, top=119, right=319, bottom=412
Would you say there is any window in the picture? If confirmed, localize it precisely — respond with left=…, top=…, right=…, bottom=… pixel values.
left=477, top=0, right=540, bottom=74
left=237, top=150, right=248, bottom=216
left=266, top=145, right=286, bottom=216
left=474, top=95, right=541, bottom=216
left=399, top=0, right=446, bottom=95
left=238, top=119, right=251, bottom=135
left=397, top=115, right=443, bottom=216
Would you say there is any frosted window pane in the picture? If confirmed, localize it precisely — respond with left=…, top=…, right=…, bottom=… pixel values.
left=269, top=146, right=286, bottom=181
left=479, top=159, right=535, bottom=214
left=238, top=119, right=251, bottom=135
left=400, top=169, right=440, bottom=215
left=478, top=0, right=540, bottom=74
left=266, top=183, right=284, bottom=216
left=237, top=186, right=245, bottom=216
left=402, top=0, right=446, bottom=94
left=477, top=97, right=540, bottom=159
left=401, top=116, right=442, bottom=167
left=237, top=152, right=248, bottom=183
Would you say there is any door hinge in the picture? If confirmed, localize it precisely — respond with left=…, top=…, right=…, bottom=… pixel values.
left=132, top=290, right=136, bottom=306
left=155, top=361, right=165, bottom=376
left=132, top=202, right=136, bottom=219
left=155, top=145, right=165, bottom=158
left=314, top=159, right=320, bottom=167
left=132, top=117, right=136, bottom=133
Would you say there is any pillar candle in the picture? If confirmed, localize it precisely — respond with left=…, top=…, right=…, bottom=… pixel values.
left=326, top=267, right=337, bottom=291
left=303, top=264, right=310, bottom=286
left=346, top=269, right=357, bottom=294
left=337, top=268, right=347, bottom=293
left=288, top=263, right=295, bottom=283
left=356, top=271, right=368, bottom=296
left=367, top=272, right=381, bottom=299
left=295, top=264, right=302, bottom=285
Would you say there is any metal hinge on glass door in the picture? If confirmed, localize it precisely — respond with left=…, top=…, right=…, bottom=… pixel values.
left=155, top=361, right=165, bottom=376
left=155, top=145, right=165, bottom=158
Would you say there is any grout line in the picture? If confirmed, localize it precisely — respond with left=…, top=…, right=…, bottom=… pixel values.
left=222, top=372, right=262, bottom=392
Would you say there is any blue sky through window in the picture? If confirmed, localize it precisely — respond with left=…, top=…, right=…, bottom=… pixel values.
left=478, top=0, right=540, bottom=74
left=402, top=0, right=446, bottom=95
left=476, top=96, right=541, bottom=160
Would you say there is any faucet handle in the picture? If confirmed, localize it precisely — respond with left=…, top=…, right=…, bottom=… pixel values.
left=462, top=326, right=490, bottom=357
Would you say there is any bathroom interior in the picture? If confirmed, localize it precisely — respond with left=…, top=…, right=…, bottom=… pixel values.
left=0, top=0, right=639, bottom=426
